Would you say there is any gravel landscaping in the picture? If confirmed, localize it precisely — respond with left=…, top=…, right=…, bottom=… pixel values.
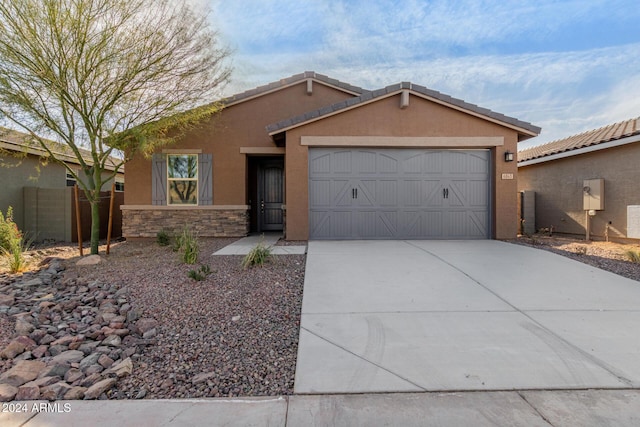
left=0, top=238, right=306, bottom=400
left=1, top=234, right=639, bottom=402
left=511, top=235, right=640, bottom=282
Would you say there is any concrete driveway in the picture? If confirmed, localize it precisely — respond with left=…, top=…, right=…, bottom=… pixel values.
left=295, top=240, right=640, bottom=394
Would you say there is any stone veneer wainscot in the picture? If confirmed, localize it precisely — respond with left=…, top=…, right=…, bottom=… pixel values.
left=121, top=205, right=249, bottom=238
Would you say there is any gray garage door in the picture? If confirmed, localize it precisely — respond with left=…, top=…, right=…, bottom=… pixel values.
left=309, top=148, right=490, bottom=239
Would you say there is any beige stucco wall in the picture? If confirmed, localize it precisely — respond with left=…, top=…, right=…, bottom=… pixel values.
left=284, top=94, right=522, bottom=240
left=518, top=142, right=640, bottom=240
left=124, top=82, right=355, bottom=206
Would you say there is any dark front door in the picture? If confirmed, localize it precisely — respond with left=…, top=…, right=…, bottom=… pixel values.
left=257, top=158, right=284, bottom=232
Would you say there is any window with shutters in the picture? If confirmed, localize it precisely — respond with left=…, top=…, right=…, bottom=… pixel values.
left=167, top=154, right=198, bottom=205
left=152, top=152, right=212, bottom=206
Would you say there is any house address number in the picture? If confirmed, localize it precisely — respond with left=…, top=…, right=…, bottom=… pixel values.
left=501, top=173, right=514, bottom=180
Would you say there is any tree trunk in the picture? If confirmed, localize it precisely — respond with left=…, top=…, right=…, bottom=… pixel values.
left=90, top=198, right=100, bottom=255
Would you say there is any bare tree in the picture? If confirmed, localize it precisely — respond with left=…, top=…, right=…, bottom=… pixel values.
left=0, top=0, right=231, bottom=254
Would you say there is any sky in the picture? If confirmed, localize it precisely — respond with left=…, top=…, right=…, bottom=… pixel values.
left=199, top=0, right=640, bottom=149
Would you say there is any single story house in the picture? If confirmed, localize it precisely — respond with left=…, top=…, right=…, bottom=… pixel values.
left=123, top=71, right=540, bottom=240
left=518, top=117, right=640, bottom=241
left=0, top=128, right=125, bottom=241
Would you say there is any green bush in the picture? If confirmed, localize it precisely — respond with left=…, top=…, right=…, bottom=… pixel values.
left=156, top=229, right=171, bottom=246
left=0, top=208, right=31, bottom=273
left=174, top=225, right=198, bottom=264
left=187, top=264, right=212, bottom=281
left=241, top=241, right=272, bottom=269
left=1, top=235, right=32, bottom=273
left=626, top=250, right=640, bottom=264
left=0, top=206, right=21, bottom=252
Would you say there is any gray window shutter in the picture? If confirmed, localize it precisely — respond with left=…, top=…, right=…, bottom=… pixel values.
left=198, top=153, right=213, bottom=205
left=152, top=153, right=167, bottom=205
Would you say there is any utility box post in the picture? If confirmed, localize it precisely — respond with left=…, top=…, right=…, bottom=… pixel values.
left=583, top=179, right=604, bottom=211
left=583, top=178, right=604, bottom=241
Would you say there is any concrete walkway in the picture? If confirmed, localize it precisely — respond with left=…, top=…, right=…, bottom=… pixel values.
left=213, top=233, right=306, bottom=255
left=4, top=390, right=640, bottom=426
left=296, top=240, right=640, bottom=394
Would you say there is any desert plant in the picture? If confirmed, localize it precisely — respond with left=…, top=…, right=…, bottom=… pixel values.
left=241, top=240, right=272, bottom=269
left=625, top=250, right=640, bottom=264
left=0, top=206, right=21, bottom=252
left=156, top=229, right=171, bottom=246
left=1, top=235, right=32, bottom=273
left=574, top=245, right=588, bottom=256
left=175, top=226, right=198, bottom=264
left=187, top=264, right=212, bottom=281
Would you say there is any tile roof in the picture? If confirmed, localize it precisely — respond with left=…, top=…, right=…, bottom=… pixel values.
left=0, top=127, right=122, bottom=171
left=518, top=117, right=640, bottom=163
left=266, top=81, right=541, bottom=138
left=222, top=71, right=368, bottom=106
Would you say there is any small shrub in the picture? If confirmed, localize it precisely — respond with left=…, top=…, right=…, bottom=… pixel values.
left=626, top=250, right=640, bottom=264
left=174, top=226, right=198, bottom=264
left=1, top=235, right=32, bottom=273
left=241, top=241, right=272, bottom=269
left=574, top=245, right=588, bottom=256
left=187, top=264, right=212, bottom=281
left=156, top=229, right=171, bottom=246
left=0, top=206, right=21, bottom=252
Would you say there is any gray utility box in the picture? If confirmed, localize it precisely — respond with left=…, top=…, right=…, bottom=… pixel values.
left=583, top=178, right=604, bottom=211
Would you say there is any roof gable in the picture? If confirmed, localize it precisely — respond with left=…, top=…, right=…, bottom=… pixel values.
left=223, top=71, right=367, bottom=107
left=266, top=81, right=541, bottom=140
left=518, top=117, right=640, bottom=164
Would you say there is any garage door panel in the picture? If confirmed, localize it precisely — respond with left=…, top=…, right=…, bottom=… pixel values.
left=376, top=180, right=398, bottom=206
left=448, top=151, right=468, bottom=174
left=355, top=151, right=377, bottom=174
left=469, top=180, right=489, bottom=206
left=309, top=148, right=490, bottom=239
left=378, top=154, right=398, bottom=174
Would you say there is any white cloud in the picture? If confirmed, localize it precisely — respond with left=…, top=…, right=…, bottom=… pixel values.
left=207, top=0, right=640, bottom=148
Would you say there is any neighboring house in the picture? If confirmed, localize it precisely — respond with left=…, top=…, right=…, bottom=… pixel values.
left=518, top=117, right=640, bottom=241
left=0, top=128, right=125, bottom=241
left=123, top=71, right=540, bottom=240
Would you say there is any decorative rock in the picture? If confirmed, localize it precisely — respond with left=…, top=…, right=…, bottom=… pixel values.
left=0, top=384, right=18, bottom=402
left=135, top=318, right=157, bottom=334
left=80, top=373, right=102, bottom=388
left=48, top=344, right=67, bottom=357
left=78, top=341, right=101, bottom=355
left=104, top=357, right=132, bottom=378
left=84, top=364, right=104, bottom=375
left=64, top=367, right=84, bottom=383
left=98, top=354, right=114, bottom=369
left=17, top=278, right=43, bottom=288
left=0, top=293, right=14, bottom=306
left=102, top=335, right=121, bottom=347
left=83, top=378, right=116, bottom=400
left=76, top=255, right=102, bottom=266
left=15, top=383, right=40, bottom=400
left=1, top=340, right=27, bottom=359
left=126, top=309, right=140, bottom=323
left=79, top=353, right=101, bottom=371
left=142, top=328, right=157, bottom=339
left=192, top=371, right=216, bottom=385
left=39, top=334, right=56, bottom=345
left=51, top=335, right=79, bottom=347
left=31, top=345, right=48, bottom=359
left=42, top=381, right=73, bottom=400
left=0, top=360, right=46, bottom=387
left=15, top=318, right=35, bottom=335
left=39, top=363, right=70, bottom=379
left=64, top=386, right=87, bottom=400
left=52, top=350, right=84, bottom=364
